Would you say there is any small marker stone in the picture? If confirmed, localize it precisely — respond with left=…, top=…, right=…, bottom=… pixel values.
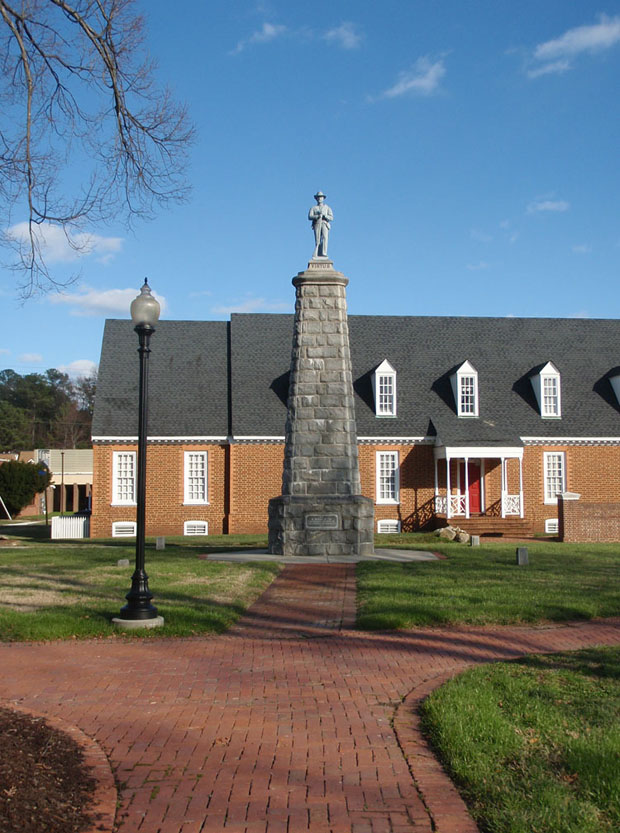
left=516, top=547, right=529, bottom=566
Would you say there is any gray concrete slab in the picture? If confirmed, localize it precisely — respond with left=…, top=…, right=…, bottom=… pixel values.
left=200, top=548, right=437, bottom=563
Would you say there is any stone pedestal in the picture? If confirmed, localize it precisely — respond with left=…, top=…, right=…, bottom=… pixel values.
left=268, top=259, right=374, bottom=557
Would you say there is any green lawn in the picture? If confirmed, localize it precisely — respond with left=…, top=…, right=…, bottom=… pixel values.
left=357, top=533, right=620, bottom=629
left=2, top=527, right=619, bottom=638
left=420, top=647, right=620, bottom=833
left=0, top=526, right=279, bottom=640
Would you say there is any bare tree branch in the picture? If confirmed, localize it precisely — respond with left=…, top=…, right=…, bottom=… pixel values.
left=0, top=0, right=194, bottom=298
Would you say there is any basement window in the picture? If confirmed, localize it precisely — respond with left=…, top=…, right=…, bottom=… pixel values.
left=184, top=520, right=209, bottom=536
left=377, top=519, right=401, bottom=534
left=112, top=521, right=136, bottom=537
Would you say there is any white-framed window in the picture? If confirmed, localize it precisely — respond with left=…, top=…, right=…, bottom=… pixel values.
left=542, top=374, right=560, bottom=417
left=184, top=520, right=208, bottom=536
left=376, top=451, right=399, bottom=504
left=377, top=519, right=401, bottom=534
left=532, top=362, right=561, bottom=418
left=184, top=451, right=208, bottom=504
left=112, top=521, right=136, bottom=537
left=459, top=375, right=477, bottom=415
left=373, top=360, right=397, bottom=417
left=544, top=452, right=566, bottom=504
left=451, top=361, right=479, bottom=417
left=545, top=518, right=559, bottom=534
left=112, top=451, right=136, bottom=505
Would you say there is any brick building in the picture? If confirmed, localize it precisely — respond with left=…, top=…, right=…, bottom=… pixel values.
left=91, top=314, right=620, bottom=539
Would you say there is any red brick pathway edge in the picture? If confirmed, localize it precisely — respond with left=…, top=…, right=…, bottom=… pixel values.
left=394, top=670, right=480, bottom=833
left=7, top=702, right=117, bottom=833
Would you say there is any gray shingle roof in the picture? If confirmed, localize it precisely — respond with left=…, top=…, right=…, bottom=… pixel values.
left=92, top=320, right=229, bottom=437
left=93, top=314, right=620, bottom=442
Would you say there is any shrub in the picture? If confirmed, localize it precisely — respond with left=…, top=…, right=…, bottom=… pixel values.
left=0, top=461, right=51, bottom=517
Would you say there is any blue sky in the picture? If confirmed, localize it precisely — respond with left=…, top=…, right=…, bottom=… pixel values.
left=1, top=1, right=620, bottom=379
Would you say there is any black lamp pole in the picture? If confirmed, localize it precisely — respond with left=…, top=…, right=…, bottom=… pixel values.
left=118, top=279, right=160, bottom=621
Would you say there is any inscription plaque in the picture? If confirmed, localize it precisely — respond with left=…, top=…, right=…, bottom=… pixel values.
left=305, top=513, right=340, bottom=530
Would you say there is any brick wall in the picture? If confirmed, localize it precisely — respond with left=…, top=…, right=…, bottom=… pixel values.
left=358, top=445, right=436, bottom=532
left=92, top=441, right=620, bottom=538
left=523, top=445, right=620, bottom=534
left=559, top=496, right=620, bottom=542
left=229, top=443, right=284, bottom=535
left=91, top=444, right=228, bottom=538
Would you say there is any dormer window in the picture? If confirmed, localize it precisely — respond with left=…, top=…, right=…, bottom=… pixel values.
left=373, top=360, right=397, bottom=417
left=532, top=361, right=561, bottom=418
left=451, top=361, right=479, bottom=417
left=609, top=371, right=620, bottom=406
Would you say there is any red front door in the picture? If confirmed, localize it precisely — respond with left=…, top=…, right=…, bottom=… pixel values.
left=459, top=461, right=481, bottom=514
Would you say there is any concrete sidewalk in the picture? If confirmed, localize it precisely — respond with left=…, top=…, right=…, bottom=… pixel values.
left=200, top=548, right=438, bottom=564
left=0, top=564, right=618, bottom=833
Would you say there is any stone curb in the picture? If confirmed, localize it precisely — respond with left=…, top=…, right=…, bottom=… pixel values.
left=393, top=669, right=481, bottom=833
left=6, top=702, right=117, bottom=833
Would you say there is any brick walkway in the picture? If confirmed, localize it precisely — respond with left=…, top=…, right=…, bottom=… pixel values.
left=1, top=564, right=618, bottom=833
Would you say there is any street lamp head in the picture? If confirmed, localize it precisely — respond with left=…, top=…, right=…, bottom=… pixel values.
left=130, top=279, right=161, bottom=329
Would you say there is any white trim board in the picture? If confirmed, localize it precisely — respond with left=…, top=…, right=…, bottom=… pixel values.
left=92, top=436, right=227, bottom=443
left=521, top=436, right=620, bottom=445
left=435, top=446, right=523, bottom=459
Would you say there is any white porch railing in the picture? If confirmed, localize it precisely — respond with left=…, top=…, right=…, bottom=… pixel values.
left=434, top=495, right=467, bottom=516
left=51, top=515, right=90, bottom=539
left=502, top=493, right=521, bottom=516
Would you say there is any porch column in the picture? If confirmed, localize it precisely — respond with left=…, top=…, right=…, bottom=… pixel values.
left=519, top=456, right=524, bottom=518
left=464, top=456, right=470, bottom=519
left=434, top=457, right=439, bottom=507
left=500, top=456, right=506, bottom=518
left=446, top=456, right=452, bottom=520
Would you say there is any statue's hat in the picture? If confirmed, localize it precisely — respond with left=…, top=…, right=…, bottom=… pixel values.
left=314, top=191, right=326, bottom=199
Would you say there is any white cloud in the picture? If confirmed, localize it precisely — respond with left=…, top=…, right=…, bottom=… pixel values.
left=572, top=244, right=592, bottom=254
left=466, top=261, right=490, bottom=271
left=324, top=22, right=363, bottom=50
left=231, top=22, right=287, bottom=54
left=527, top=199, right=570, bottom=214
left=47, top=285, right=167, bottom=317
left=6, top=222, right=122, bottom=264
left=57, top=359, right=98, bottom=379
left=380, top=56, right=446, bottom=98
left=569, top=310, right=591, bottom=319
left=0, top=348, right=10, bottom=356
left=529, top=14, right=620, bottom=76
left=212, top=296, right=290, bottom=315
left=18, top=353, right=43, bottom=363
left=527, top=59, right=571, bottom=79
left=470, top=228, right=493, bottom=243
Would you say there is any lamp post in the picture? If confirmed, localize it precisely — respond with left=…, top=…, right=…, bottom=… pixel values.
left=113, top=279, right=164, bottom=629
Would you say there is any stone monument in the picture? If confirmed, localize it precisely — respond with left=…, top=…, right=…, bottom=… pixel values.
left=268, top=193, right=375, bottom=557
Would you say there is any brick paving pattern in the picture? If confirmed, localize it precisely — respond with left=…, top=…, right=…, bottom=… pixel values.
left=0, top=564, right=618, bottom=833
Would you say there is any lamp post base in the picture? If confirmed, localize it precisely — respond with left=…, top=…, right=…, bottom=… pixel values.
left=112, top=615, right=165, bottom=630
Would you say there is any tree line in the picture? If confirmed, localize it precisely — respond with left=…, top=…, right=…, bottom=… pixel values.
left=0, top=368, right=96, bottom=452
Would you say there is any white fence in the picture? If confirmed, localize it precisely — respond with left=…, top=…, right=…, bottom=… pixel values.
left=51, top=515, right=90, bottom=539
